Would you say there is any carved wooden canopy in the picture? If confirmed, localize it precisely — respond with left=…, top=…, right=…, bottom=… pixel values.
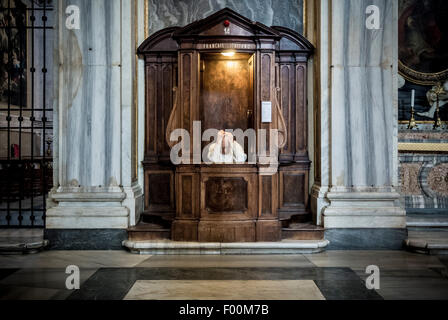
left=138, top=8, right=313, bottom=55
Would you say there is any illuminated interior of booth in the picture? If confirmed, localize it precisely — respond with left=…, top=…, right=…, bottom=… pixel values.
left=199, top=52, right=255, bottom=133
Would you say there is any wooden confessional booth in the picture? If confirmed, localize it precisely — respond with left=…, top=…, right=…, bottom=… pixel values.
left=137, top=8, right=314, bottom=242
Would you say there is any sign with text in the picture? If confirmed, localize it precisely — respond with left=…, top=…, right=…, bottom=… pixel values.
left=261, top=101, right=272, bottom=123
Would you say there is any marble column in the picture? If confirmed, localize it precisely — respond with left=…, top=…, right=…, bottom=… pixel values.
left=310, top=0, right=406, bottom=249
left=46, top=0, right=143, bottom=249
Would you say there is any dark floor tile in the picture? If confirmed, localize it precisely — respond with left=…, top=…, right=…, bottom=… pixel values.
left=355, top=268, right=448, bottom=280
left=0, top=284, right=60, bottom=300
left=0, top=269, right=19, bottom=281
left=0, top=268, right=97, bottom=290
left=379, top=285, right=448, bottom=300
left=315, top=280, right=383, bottom=300
left=437, top=256, right=448, bottom=269
left=355, top=268, right=448, bottom=300
left=430, top=267, right=448, bottom=280
left=67, top=268, right=138, bottom=300
left=136, top=267, right=360, bottom=281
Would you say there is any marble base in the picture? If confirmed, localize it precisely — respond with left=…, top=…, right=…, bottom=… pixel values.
left=0, top=240, right=49, bottom=254
left=123, top=239, right=330, bottom=255
left=0, top=229, right=48, bottom=254
left=325, top=229, right=407, bottom=250
left=405, top=228, right=448, bottom=255
left=45, top=229, right=128, bottom=250
left=407, top=216, right=448, bottom=228
left=46, top=190, right=129, bottom=229
left=405, top=239, right=448, bottom=255
left=322, top=189, right=406, bottom=229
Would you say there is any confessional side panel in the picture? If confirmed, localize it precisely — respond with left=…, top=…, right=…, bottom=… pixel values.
left=278, top=166, right=309, bottom=218
left=248, top=55, right=255, bottom=129
left=257, top=51, right=276, bottom=155
left=176, top=170, right=200, bottom=219
left=158, top=60, right=178, bottom=160
left=180, top=53, right=192, bottom=132
left=276, top=57, right=310, bottom=217
left=278, top=62, right=296, bottom=162
left=143, top=54, right=177, bottom=215
left=295, top=62, right=308, bottom=161
left=179, top=51, right=200, bottom=161
left=258, top=173, right=278, bottom=219
left=144, top=168, right=175, bottom=213
left=144, top=60, right=158, bottom=162
left=144, top=55, right=178, bottom=162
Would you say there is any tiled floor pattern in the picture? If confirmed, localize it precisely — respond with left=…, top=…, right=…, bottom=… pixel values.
left=0, top=251, right=447, bottom=300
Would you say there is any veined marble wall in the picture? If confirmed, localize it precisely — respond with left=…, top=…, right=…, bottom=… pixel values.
left=54, top=0, right=123, bottom=188
left=147, top=0, right=303, bottom=35
left=47, top=0, right=143, bottom=234
left=330, top=0, right=397, bottom=188
left=311, top=0, right=406, bottom=232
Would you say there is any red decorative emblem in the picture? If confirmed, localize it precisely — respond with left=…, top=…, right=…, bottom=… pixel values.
left=224, top=20, right=230, bottom=27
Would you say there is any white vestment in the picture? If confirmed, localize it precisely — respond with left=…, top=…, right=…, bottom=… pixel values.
left=207, top=131, right=247, bottom=163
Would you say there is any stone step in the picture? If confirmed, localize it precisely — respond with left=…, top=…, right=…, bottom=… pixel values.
left=123, top=239, right=330, bottom=255
left=407, top=215, right=448, bottom=228
left=0, top=239, right=49, bottom=254
left=0, top=229, right=48, bottom=254
left=282, top=223, right=325, bottom=240
left=405, top=228, right=448, bottom=255
left=127, top=223, right=171, bottom=241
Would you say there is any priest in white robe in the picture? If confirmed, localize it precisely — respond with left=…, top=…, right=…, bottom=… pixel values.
left=207, top=130, right=247, bottom=164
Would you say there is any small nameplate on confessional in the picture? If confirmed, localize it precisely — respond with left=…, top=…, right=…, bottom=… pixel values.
left=261, top=101, right=272, bottom=123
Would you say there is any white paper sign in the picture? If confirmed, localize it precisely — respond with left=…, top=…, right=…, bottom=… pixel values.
left=261, top=101, right=272, bottom=123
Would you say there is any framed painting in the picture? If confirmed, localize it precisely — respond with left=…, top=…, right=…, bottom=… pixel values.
left=0, top=0, right=30, bottom=109
left=398, top=0, right=448, bottom=85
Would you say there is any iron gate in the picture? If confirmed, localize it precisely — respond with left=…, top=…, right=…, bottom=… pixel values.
left=0, top=0, right=53, bottom=228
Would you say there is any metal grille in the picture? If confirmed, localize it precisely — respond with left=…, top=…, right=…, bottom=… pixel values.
left=0, top=0, right=53, bottom=228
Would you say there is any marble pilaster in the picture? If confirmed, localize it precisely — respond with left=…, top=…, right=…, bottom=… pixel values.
left=46, top=0, right=143, bottom=232
left=310, top=0, right=406, bottom=233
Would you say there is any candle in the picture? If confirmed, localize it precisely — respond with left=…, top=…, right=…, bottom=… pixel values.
left=411, top=89, right=415, bottom=107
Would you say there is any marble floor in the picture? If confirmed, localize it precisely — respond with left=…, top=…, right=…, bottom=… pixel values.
left=0, top=251, right=447, bottom=300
